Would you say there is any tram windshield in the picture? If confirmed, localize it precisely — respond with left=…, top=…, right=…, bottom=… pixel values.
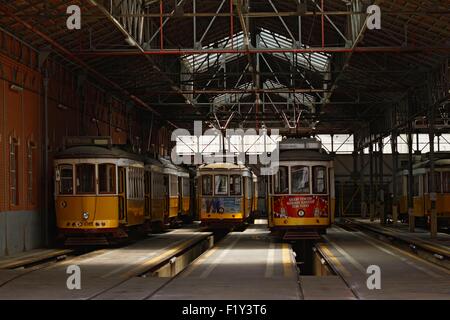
left=202, top=175, right=213, bottom=195
left=291, top=166, right=310, bottom=194
left=313, top=166, right=327, bottom=194
left=76, top=164, right=96, bottom=194
left=215, top=175, right=228, bottom=195
left=274, top=166, right=289, bottom=194
left=58, top=165, right=73, bottom=195
left=230, top=175, right=242, bottom=195
left=99, top=164, right=116, bottom=194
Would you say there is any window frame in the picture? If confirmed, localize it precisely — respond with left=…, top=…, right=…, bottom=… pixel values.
left=169, top=174, right=178, bottom=197
left=229, top=175, right=242, bottom=196
left=9, top=136, right=19, bottom=206
left=291, top=165, right=310, bottom=195
left=312, top=165, right=328, bottom=195
left=57, top=164, right=74, bottom=195
left=98, top=163, right=117, bottom=195
left=273, top=166, right=289, bottom=195
left=75, top=163, right=96, bottom=195
left=214, top=174, right=229, bottom=196
left=27, top=140, right=36, bottom=204
left=182, top=177, right=190, bottom=197
left=443, top=171, right=450, bottom=194
left=202, top=175, right=213, bottom=196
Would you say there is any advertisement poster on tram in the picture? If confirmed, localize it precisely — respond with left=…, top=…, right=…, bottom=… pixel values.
left=202, top=197, right=242, bottom=213
left=272, top=196, right=329, bottom=218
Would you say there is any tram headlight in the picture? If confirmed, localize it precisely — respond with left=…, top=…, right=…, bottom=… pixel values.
left=297, top=210, right=305, bottom=217
left=82, top=212, right=89, bottom=220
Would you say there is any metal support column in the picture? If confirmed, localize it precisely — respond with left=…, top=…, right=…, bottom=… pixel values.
left=378, top=138, right=385, bottom=225
left=407, top=122, right=415, bottom=232
left=429, top=105, right=437, bottom=238
left=369, top=142, right=375, bottom=222
left=352, top=138, right=359, bottom=216
left=42, top=68, right=49, bottom=246
left=373, top=141, right=379, bottom=219
left=360, top=149, right=367, bottom=218
left=391, top=130, right=399, bottom=225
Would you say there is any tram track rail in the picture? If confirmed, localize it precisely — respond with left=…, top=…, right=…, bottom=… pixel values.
left=312, top=221, right=450, bottom=299
left=338, top=219, right=450, bottom=271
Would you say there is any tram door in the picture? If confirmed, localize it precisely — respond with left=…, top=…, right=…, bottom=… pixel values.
left=178, top=176, right=183, bottom=214
left=144, top=171, right=151, bottom=219
left=118, top=167, right=127, bottom=223
left=163, top=174, right=170, bottom=219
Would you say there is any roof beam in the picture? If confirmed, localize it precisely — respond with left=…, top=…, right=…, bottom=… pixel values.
left=0, top=2, right=178, bottom=129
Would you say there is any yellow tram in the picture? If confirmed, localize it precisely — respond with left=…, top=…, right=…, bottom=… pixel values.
left=267, top=138, right=335, bottom=236
left=177, top=166, right=191, bottom=220
left=54, top=137, right=145, bottom=244
left=395, top=152, right=450, bottom=226
left=197, top=163, right=256, bottom=228
left=144, top=157, right=166, bottom=230
left=159, top=157, right=181, bottom=223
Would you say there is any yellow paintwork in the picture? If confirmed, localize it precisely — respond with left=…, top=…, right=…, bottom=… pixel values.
left=397, top=194, right=450, bottom=217
left=436, top=194, right=450, bottom=216
left=55, top=195, right=145, bottom=229
left=399, top=196, right=408, bottom=215
left=200, top=212, right=244, bottom=220
left=126, top=199, right=145, bottom=226
left=56, top=195, right=119, bottom=229
left=168, top=196, right=179, bottom=218
left=423, top=194, right=450, bottom=217
left=180, top=197, right=190, bottom=215
left=413, top=196, right=425, bottom=216
left=270, top=217, right=330, bottom=228
left=151, top=198, right=165, bottom=222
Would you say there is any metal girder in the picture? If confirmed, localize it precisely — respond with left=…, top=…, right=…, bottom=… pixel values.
left=0, top=2, right=178, bottom=129
left=89, top=0, right=199, bottom=111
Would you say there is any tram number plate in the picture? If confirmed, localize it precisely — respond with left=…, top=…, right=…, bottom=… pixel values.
left=76, top=221, right=94, bottom=227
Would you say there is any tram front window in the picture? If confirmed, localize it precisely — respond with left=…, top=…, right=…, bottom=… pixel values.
left=202, top=175, right=213, bottom=196
left=313, top=166, right=327, bottom=194
left=230, top=175, right=242, bottom=195
left=291, top=166, right=310, bottom=194
left=274, top=166, right=289, bottom=194
left=99, top=164, right=116, bottom=194
left=215, top=175, right=228, bottom=195
left=58, top=165, right=73, bottom=195
left=76, top=164, right=96, bottom=194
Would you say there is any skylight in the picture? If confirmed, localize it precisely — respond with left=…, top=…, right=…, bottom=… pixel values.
left=182, top=29, right=331, bottom=73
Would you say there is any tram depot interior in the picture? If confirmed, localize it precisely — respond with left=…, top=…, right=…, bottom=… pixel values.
left=0, top=0, right=448, bottom=301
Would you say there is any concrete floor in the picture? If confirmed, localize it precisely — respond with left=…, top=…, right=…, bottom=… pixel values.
left=322, top=226, right=450, bottom=299
left=0, top=229, right=211, bottom=300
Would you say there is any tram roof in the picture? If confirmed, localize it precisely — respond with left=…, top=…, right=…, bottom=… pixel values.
left=54, top=145, right=142, bottom=161
left=279, top=149, right=332, bottom=162
left=279, top=138, right=323, bottom=151
left=198, top=162, right=249, bottom=171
